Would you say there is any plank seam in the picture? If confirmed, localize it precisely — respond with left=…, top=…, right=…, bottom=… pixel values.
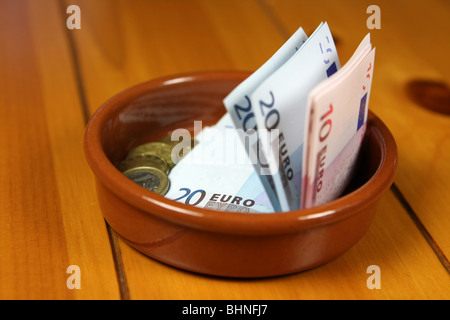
left=57, top=0, right=131, bottom=299
left=391, top=183, right=450, bottom=274
left=59, top=6, right=90, bottom=125
left=259, top=0, right=292, bottom=39
left=259, top=0, right=450, bottom=277
left=106, top=223, right=131, bottom=300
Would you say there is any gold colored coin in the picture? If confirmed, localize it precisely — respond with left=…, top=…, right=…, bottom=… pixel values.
left=126, top=142, right=175, bottom=168
left=123, top=167, right=170, bottom=196
left=118, top=154, right=169, bottom=174
left=157, top=135, right=196, bottom=160
left=157, top=136, right=181, bottom=147
left=157, top=135, right=195, bottom=148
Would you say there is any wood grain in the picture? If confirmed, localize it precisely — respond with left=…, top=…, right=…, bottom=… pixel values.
left=69, top=0, right=449, bottom=299
left=0, top=0, right=119, bottom=299
left=267, top=0, right=450, bottom=259
left=120, top=192, right=450, bottom=299
left=0, top=0, right=448, bottom=299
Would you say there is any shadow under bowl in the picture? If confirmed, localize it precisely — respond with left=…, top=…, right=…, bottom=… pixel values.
left=84, top=71, right=398, bottom=278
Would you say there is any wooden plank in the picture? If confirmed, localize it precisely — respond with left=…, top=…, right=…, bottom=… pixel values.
left=70, top=0, right=449, bottom=299
left=69, top=0, right=298, bottom=299
left=68, top=0, right=289, bottom=114
left=0, top=0, right=120, bottom=299
left=266, top=0, right=450, bottom=261
left=121, top=192, right=450, bottom=299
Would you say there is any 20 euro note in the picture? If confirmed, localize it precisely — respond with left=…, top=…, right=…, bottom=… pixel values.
left=223, top=26, right=308, bottom=212
left=165, top=113, right=275, bottom=213
left=250, top=22, right=340, bottom=212
left=302, top=34, right=375, bottom=208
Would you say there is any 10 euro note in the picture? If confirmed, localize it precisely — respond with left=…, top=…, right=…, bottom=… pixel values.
left=250, top=22, right=340, bottom=212
left=165, top=114, right=275, bottom=214
left=302, top=33, right=375, bottom=208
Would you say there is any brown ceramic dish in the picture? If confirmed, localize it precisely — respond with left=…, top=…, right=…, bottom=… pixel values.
left=84, top=71, right=398, bottom=278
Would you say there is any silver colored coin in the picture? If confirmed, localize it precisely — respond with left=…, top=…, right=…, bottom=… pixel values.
left=126, top=142, right=175, bottom=168
left=123, top=167, right=169, bottom=195
left=119, top=154, right=169, bottom=174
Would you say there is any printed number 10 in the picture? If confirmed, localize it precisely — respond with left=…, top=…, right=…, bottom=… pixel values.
left=319, top=104, right=333, bottom=143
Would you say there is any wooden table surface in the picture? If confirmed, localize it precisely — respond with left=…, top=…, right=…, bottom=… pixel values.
left=1, top=0, right=449, bottom=300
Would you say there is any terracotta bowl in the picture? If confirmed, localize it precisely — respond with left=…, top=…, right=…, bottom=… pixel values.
left=84, top=71, right=398, bottom=278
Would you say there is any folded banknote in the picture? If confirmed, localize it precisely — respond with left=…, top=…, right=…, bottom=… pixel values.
left=249, top=22, right=340, bottom=212
left=165, top=114, right=275, bottom=213
left=224, top=25, right=308, bottom=212
left=164, top=25, right=376, bottom=214
left=302, top=33, right=375, bottom=208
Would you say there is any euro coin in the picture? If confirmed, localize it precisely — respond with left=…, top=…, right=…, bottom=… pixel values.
left=157, top=135, right=196, bottom=160
left=126, top=142, right=175, bottom=168
left=118, top=154, right=169, bottom=174
left=123, top=167, right=170, bottom=195
left=158, top=135, right=195, bottom=148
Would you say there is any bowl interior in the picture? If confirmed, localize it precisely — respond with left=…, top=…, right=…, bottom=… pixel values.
left=85, top=72, right=397, bottom=234
left=100, top=73, right=240, bottom=168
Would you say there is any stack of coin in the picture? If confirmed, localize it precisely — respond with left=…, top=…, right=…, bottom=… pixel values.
left=118, top=135, right=195, bottom=195
left=126, top=142, right=176, bottom=169
left=118, top=154, right=170, bottom=195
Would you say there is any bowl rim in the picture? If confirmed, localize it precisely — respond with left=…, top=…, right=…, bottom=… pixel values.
left=84, top=71, right=398, bottom=236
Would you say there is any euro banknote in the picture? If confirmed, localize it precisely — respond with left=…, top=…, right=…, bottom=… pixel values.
left=164, top=26, right=376, bottom=214
left=249, top=22, right=340, bottom=212
left=223, top=26, right=308, bottom=212
left=165, top=114, right=275, bottom=213
left=302, top=34, right=375, bottom=208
